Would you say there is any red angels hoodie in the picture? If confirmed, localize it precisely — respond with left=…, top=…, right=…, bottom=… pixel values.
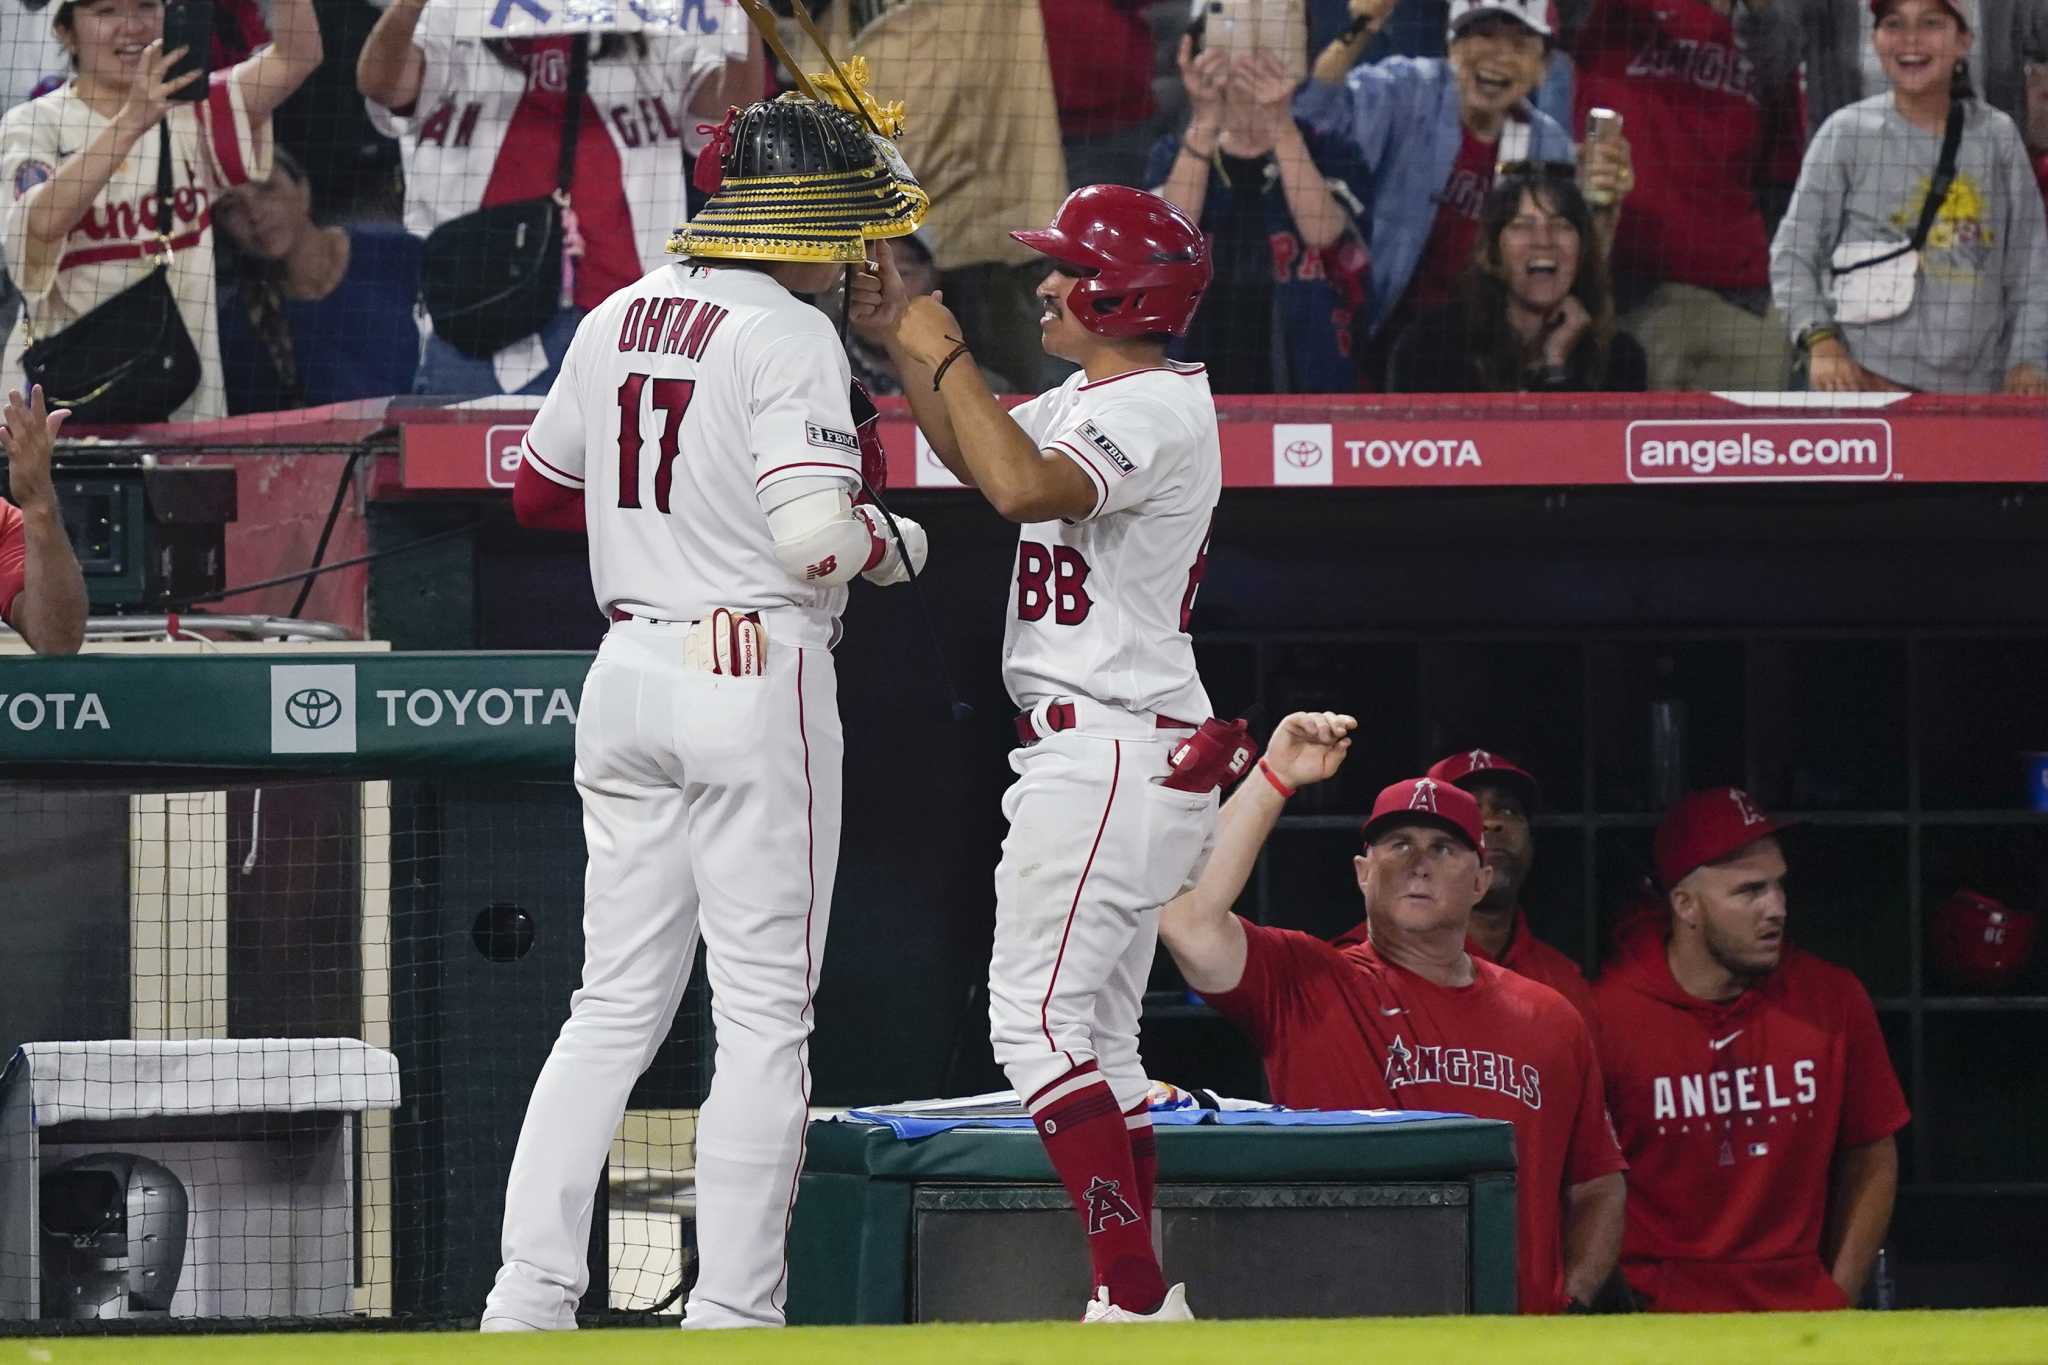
left=1592, top=913, right=1909, bottom=1311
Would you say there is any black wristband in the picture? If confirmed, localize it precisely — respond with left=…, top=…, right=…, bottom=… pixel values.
left=1339, top=10, right=1374, bottom=40
left=931, top=341, right=972, bottom=392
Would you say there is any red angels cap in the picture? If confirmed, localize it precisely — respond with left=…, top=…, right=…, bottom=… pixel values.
left=1653, top=787, right=1794, bottom=889
left=1426, top=748, right=1541, bottom=811
left=1361, top=777, right=1487, bottom=852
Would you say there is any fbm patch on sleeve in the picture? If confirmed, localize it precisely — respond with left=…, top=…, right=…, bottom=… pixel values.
left=1079, top=420, right=1135, bottom=476
left=805, top=422, right=860, bottom=454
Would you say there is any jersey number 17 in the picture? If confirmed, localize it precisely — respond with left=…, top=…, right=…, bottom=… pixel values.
left=615, top=372, right=696, bottom=512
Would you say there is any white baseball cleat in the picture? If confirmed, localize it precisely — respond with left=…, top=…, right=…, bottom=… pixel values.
left=479, top=1316, right=542, bottom=1332
left=1082, top=1282, right=1194, bottom=1323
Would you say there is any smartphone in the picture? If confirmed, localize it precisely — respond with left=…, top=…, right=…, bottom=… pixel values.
left=160, top=0, right=214, bottom=102
left=1203, top=0, right=1309, bottom=87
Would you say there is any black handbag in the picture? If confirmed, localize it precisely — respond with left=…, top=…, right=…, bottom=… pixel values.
left=22, top=120, right=201, bottom=423
left=419, top=40, right=586, bottom=359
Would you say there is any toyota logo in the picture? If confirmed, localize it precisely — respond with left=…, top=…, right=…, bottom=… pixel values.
left=285, top=687, right=343, bottom=730
left=1282, top=439, right=1324, bottom=468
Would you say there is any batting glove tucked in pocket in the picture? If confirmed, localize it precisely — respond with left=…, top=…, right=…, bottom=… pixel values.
left=682, top=608, right=767, bottom=677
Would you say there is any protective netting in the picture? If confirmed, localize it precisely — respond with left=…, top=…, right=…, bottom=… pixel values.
left=0, top=776, right=706, bottom=1328
left=1, top=0, right=2041, bottom=431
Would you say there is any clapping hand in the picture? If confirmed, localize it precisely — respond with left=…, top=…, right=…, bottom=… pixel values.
left=0, top=386, right=69, bottom=509
left=1178, top=35, right=1230, bottom=134
left=1232, top=51, right=1296, bottom=142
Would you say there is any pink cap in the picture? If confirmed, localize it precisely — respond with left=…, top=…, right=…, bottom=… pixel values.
left=1427, top=748, right=1541, bottom=811
left=1653, top=787, right=1793, bottom=888
left=1361, top=777, right=1487, bottom=852
left=1871, top=0, right=1971, bottom=27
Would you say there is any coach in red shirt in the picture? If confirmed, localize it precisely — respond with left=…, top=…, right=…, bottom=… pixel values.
left=1595, top=788, right=1909, bottom=1312
left=1335, top=749, right=1597, bottom=1026
left=1160, top=712, right=1626, bottom=1314
left=0, top=385, right=86, bottom=656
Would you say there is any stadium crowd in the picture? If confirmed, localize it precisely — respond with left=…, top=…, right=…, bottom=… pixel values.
left=0, top=0, right=2043, bottom=418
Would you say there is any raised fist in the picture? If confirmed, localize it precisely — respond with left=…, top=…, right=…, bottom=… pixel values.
left=1264, top=711, right=1358, bottom=790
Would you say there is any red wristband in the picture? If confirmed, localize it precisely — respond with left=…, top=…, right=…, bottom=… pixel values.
left=856, top=508, right=889, bottom=573
left=1257, top=758, right=1296, bottom=799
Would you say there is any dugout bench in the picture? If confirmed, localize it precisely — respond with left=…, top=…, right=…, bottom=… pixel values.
left=787, top=1113, right=1518, bottom=1323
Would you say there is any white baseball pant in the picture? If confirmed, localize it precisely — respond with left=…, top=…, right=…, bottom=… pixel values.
left=988, top=726, right=1217, bottom=1112
left=482, top=619, right=841, bottom=1331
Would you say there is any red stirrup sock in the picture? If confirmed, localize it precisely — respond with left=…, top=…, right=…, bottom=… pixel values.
left=1125, top=1100, right=1158, bottom=1221
left=1026, top=1063, right=1167, bottom=1313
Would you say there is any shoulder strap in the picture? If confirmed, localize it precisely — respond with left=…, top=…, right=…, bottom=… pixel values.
left=1832, top=97, right=1968, bottom=278
left=155, top=117, right=173, bottom=240
left=556, top=38, right=588, bottom=196
left=1906, top=96, right=1966, bottom=253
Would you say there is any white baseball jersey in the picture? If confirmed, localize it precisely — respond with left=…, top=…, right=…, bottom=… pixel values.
left=491, top=253, right=870, bottom=1331
left=1000, top=361, right=1221, bottom=722
left=1, top=70, right=271, bottom=420
left=519, top=261, right=864, bottom=643
left=367, top=15, right=740, bottom=310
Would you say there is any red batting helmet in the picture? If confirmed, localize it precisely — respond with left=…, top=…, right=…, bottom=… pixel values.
left=1931, top=890, right=2038, bottom=993
left=1009, top=185, right=1212, bottom=338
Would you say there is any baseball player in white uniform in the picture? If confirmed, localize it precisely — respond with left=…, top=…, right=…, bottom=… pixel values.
left=483, top=86, right=929, bottom=1331
left=852, top=183, right=1225, bottom=1322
